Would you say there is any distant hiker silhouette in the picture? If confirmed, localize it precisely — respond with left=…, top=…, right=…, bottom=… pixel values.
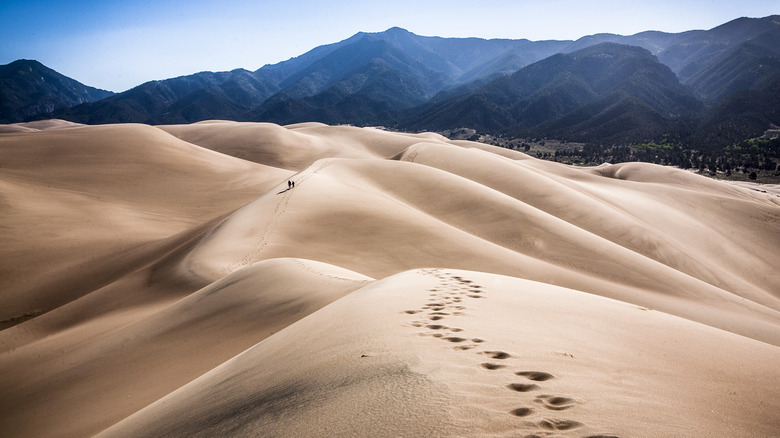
left=292, top=181, right=295, bottom=188
left=288, top=180, right=292, bottom=189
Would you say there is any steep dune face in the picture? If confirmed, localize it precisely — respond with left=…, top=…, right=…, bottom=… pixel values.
left=176, top=143, right=780, bottom=344
left=0, top=258, right=371, bottom=438
left=158, top=120, right=449, bottom=170
left=1, top=121, right=779, bottom=438
left=396, top=143, right=780, bottom=312
left=97, top=270, right=780, bottom=438
left=0, top=123, right=288, bottom=326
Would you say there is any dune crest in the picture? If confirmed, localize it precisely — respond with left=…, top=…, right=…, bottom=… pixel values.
left=1, top=121, right=778, bottom=437
left=97, top=269, right=780, bottom=438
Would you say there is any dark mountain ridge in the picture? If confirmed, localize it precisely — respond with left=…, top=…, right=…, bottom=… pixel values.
left=403, top=43, right=703, bottom=144
left=54, top=68, right=281, bottom=124
left=46, top=26, right=570, bottom=125
left=686, top=24, right=780, bottom=103
left=2, top=15, right=778, bottom=162
left=663, top=15, right=780, bottom=83
left=0, top=59, right=113, bottom=123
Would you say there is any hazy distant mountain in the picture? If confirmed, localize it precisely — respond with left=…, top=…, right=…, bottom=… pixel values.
left=57, top=69, right=280, bottom=124
left=51, top=27, right=567, bottom=125
left=659, top=15, right=780, bottom=83
left=558, top=16, right=780, bottom=80
left=560, top=29, right=704, bottom=57
left=685, top=23, right=780, bottom=103
left=247, top=38, right=443, bottom=125
left=249, top=37, right=450, bottom=121
left=1, top=15, right=775, bottom=151
left=250, top=16, right=778, bottom=143
left=0, top=59, right=113, bottom=123
left=693, top=77, right=780, bottom=149
left=405, top=43, right=702, bottom=144
left=247, top=27, right=568, bottom=125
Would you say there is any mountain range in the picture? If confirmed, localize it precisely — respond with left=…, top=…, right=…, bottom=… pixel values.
left=0, top=59, right=113, bottom=123
left=2, top=15, right=779, bottom=149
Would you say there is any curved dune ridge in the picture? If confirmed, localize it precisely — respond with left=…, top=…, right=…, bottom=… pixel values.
left=0, top=120, right=778, bottom=438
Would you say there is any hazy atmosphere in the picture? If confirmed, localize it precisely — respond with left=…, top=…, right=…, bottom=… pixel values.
left=1, top=0, right=777, bottom=92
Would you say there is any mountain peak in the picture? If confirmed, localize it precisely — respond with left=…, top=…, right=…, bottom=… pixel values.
left=1, top=59, right=49, bottom=76
left=0, top=59, right=114, bottom=123
left=354, top=27, right=416, bottom=41
left=7, top=58, right=44, bottom=67
left=352, top=27, right=413, bottom=40
left=383, top=26, right=412, bottom=34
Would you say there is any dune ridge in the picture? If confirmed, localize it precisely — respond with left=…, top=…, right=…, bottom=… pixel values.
left=97, top=269, right=780, bottom=438
left=1, top=121, right=778, bottom=437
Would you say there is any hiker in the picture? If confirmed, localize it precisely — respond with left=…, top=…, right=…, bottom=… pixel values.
left=291, top=181, right=295, bottom=188
left=288, top=180, right=292, bottom=189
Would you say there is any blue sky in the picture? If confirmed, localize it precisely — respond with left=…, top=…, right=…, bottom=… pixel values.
left=1, top=0, right=777, bottom=92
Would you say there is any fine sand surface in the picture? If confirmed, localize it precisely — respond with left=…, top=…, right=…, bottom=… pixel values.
left=1, top=120, right=778, bottom=437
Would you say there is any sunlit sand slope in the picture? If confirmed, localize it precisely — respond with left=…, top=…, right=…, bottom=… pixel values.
left=0, top=258, right=371, bottom=438
left=159, top=120, right=449, bottom=170
left=177, top=145, right=780, bottom=344
left=98, top=269, right=780, bottom=438
left=0, top=123, right=288, bottom=326
left=1, top=121, right=778, bottom=438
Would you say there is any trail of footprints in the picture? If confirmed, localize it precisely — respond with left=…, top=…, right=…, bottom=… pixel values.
left=403, top=269, right=618, bottom=438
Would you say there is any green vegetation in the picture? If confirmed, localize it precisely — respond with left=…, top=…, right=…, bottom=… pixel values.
left=457, top=131, right=780, bottom=183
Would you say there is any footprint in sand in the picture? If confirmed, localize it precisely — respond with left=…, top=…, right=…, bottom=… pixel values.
left=509, top=407, right=534, bottom=417
left=400, top=283, right=603, bottom=437
left=534, top=395, right=577, bottom=411
left=481, top=363, right=506, bottom=370
left=515, top=371, right=555, bottom=381
left=507, top=383, right=540, bottom=392
left=537, top=418, right=582, bottom=431
left=482, top=351, right=511, bottom=360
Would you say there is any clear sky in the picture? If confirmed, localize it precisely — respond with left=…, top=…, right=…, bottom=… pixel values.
left=1, top=0, right=777, bottom=92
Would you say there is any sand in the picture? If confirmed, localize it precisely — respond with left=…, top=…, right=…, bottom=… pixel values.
left=1, top=121, right=778, bottom=438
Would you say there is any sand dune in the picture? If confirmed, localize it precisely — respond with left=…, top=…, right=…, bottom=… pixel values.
left=1, top=121, right=778, bottom=437
left=0, top=123, right=288, bottom=327
left=0, top=119, right=83, bottom=133
left=159, top=120, right=448, bottom=171
left=96, top=269, right=780, bottom=438
left=0, top=258, right=370, bottom=438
